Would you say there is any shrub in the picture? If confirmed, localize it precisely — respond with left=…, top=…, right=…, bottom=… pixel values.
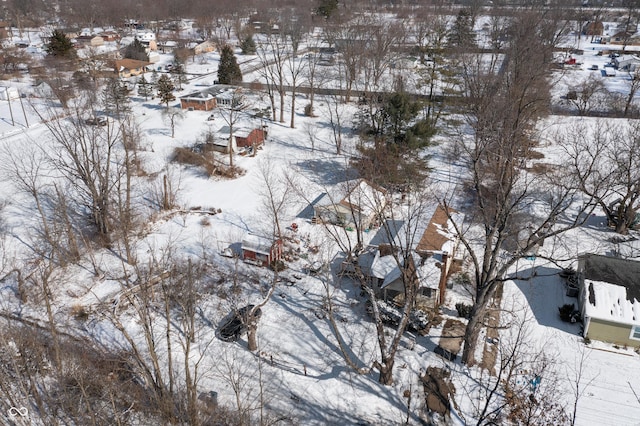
left=455, top=303, right=473, bottom=319
left=71, top=304, right=90, bottom=321
left=304, top=103, right=314, bottom=117
left=270, top=260, right=286, bottom=272
left=558, top=303, right=576, bottom=322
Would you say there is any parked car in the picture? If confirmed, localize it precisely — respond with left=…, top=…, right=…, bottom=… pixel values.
left=219, top=247, right=234, bottom=257
left=590, top=64, right=599, bottom=70
left=85, top=116, right=108, bottom=126
left=207, top=114, right=215, bottom=121
left=217, top=305, right=262, bottom=342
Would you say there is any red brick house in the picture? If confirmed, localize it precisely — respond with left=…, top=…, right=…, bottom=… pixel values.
left=180, top=91, right=217, bottom=111
left=236, top=128, right=266, bottom=149
left=179, top=85, right=237, bottom=111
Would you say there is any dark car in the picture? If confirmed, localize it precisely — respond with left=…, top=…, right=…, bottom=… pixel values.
left=217, top=305, right=262, bottom=342
left=85, top=116, right=108, bottom=126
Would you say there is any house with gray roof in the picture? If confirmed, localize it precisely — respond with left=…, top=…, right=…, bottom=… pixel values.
left=577, top=254, right=640, bottom=347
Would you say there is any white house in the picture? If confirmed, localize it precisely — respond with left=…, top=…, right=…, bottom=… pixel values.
left=313, top=179, right=387, bottom=229
left=0, top=86, right=20, bottom=100
left=614, top=55, right=640, bottom=71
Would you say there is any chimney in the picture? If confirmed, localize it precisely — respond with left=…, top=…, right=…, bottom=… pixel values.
left=437, top=251, right=449, bottom=306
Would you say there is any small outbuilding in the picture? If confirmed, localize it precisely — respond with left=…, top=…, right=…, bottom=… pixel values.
left=241, top=234, right=283, bottom=267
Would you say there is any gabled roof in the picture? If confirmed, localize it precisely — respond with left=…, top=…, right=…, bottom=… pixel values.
left=114, top=59, right=152, bottom=71
left=380, top=252, right=442, bottom=290
left=242, top=234, right=277, bottom=256
left=338, top=179, right=387, bottom=214
left=179, top=85, right=236, bottom=101
left=416, top=204, right=458, bottom=254
left=368, top=219, right=405, bottom=248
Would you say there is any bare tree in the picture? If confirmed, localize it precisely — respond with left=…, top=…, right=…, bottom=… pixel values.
left=623, top=66, right=640, bottom=117
left=215, top=88, right=249, bottom=168
left=256, top=30, right=288, bottom=123
left=567, top=74, right=606, bottom=116
left=460, top=311, right=570, bottom=426
left=567, top=343, right=596, bottom=426
left=449, top=9, right=595, bottom=366
left=303, top=34, right=326, bottom=117
left=286, top=41, right=306, bottom=128
left=415, top=13, right=452, bottom=130
left=295, top=173, right=432, bottom=385
left=163, top=106, right=185, bottom=138
left=38, top=101, right=129, bottom=246
left=332, top=18, right=366, bottom=103
left=362, top=17, right=406, bottom=91
left=324, top=94, right=347, bottom=155
left=563, top=120, right=640, bottom=235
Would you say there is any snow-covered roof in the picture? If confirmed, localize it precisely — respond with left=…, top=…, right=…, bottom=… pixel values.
left=180, top=85, right=236, bottom=101
left=580, top=254, right=640, bottom=325
left=371, top=254, right=398, bottom=281
left=416, top=204, right=461, bottom=254
left=380, top=253, right=442, bottom=290
left=216, top=126, right=251, bottom=138
left=317, top=179, right=386, bottom=215
left=135, top=31, right=156, bottom=42
left=584, top=279, right=640, bottom=327
left=368, top=219, right=405, bottom=248
left=241, top=234, right=275, bottom=256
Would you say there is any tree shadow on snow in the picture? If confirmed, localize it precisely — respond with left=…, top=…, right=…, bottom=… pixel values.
left=509, top=265, right=582, bottom=335
left=141, top=102, right=167, bottom=111
left=294, top=158, right=358, bottom=186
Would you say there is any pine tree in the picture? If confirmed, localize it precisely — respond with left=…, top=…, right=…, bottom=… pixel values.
left=151, top=69, right=159, bottom=86
left=316, top=0, right=339, bottom=19
left=102, top=78, right=131, bottom=118
left=45, top=29, right=76, bottom=58
left=124, top=38, right=149, bottom=62
left=170, top=57, right=187, bottom=90
left=240, top=35, right=256, bottom=55
left=217, top=45, right=242, bottom=85
left=448, top=9, right=476, bottom=50
left=157, top=74, right=176, bottom=107
left=138, top=75, right=153, bottom=100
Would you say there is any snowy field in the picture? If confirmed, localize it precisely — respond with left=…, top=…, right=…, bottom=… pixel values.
left=0, top=28, right=640, bottom=425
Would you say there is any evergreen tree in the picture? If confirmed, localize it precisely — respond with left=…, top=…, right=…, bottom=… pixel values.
left=217, top=45, right=242, bottom=85
left=448, top=9, right=476, bottom=50
left=124, top=38, right=149, bottom=61
left=151, top=69, right=159, bottom=86
left=157, top=74, right=175, bottom=107
left=170, top=57, right=187, bottom=90
left=240, top=35, right=256, bottom=55
left=316, top=0, right=339, bottom=20
left=137, top=75, right=153, bottom=100
left=45, top=29, right=76, bottom=58
left=102, top=78, right=131, bottom=118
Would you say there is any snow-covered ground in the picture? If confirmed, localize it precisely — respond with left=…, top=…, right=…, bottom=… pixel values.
left=1, top=25, right=640, bottom=425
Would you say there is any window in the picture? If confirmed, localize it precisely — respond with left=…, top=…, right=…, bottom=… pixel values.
left=631, top=326, right=640, bottom=340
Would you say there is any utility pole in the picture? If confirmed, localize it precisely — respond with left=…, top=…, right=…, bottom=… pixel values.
left=5, top=87, right=14, bottom=126
left=18, top=91, right=28, bottom=127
